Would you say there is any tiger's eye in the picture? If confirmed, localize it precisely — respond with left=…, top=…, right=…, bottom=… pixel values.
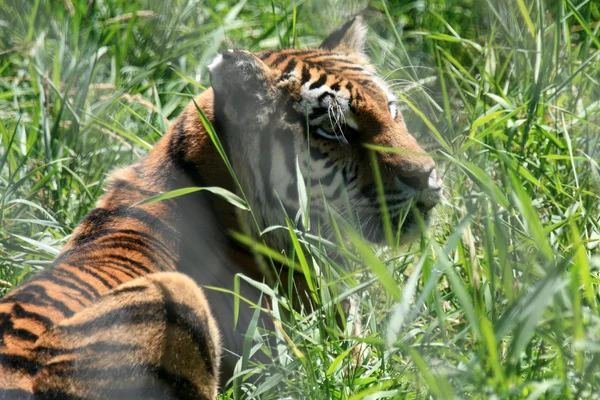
left=321, top=122, right=335, bottom=134
left=315, top=121, right=349, bottom=144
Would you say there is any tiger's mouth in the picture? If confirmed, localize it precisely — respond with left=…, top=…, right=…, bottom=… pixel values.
left=350, top=185, right=442, bottom=244
left=301, top=178, right=443, bottom=246
left=355, top=203, right=433, bottom=244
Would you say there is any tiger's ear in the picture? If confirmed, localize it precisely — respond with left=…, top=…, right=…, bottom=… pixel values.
left=208, top=50, right=273, bottom=94
left=320, top=16, right=367, bottom=54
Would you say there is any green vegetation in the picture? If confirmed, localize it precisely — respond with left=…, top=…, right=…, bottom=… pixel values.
left=1, top=0, right=599, bottom=398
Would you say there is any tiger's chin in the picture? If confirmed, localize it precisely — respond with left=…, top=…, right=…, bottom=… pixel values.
left=357, top=208, right=433, bottom=246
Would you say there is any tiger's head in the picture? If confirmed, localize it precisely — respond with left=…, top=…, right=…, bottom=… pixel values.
left=207, top=17, right=442, bottom=247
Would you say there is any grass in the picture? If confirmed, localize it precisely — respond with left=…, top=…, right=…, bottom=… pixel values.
left=1, top=0, right=599, bottom=398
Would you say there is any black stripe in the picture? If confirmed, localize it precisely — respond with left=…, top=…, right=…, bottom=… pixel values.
left=308, top=107, right=329, bottom=120
left=32, top=389, right=86, bottom=400
left=279, top=59, right=297, bottom=80
left=107, top=179, right=159, bottom=198
left=342, top=165, right=358, bottom=185
left=12, top=303, right=53, bottom=329
left=61, top=290, right=90, bottom=308
left=317, top=58, right=358, bottom=66
left=59, top=207, right=177, bottom=265
left=282, top=104, right=302, bottom=125
left=164, top=300, right=215, bottom=377
left=354, top=78, right=372, bottom=86
left=54, top=269, right=101, bottom=299
left=61, top=264, right=115, bottom=291
left=56, top=251, right=129, bottom=288
left=318, top=168, right=337, bottom=187
left=5, top=284, right=75, bottom=317
left=0, top=353, right=40, bottom=375
left=42, top=274, right=96, bottom=301
left=301, top=64, right=311, bottom=84
left=111, top=285, right=150, bottom=296
left=66, top=254, right=152, bottom=275
left=286, top=183, right=298, bottom=201
left=99, top=255, right=153, bottom=274
left=285, top=49, right=318, bottom=56
left=92, top=267, right=123, bottom=285
left=309, top=73, right=327, bottom=90
left=270, top=53, right=290, bottom=67
left=167, top=114, right=188, bottom=169
left=0, top=312, right=39, bottom=343
left=310, top=145, right=329, bottom=161
left=302, top=53, right=355, bottom=63
left=97, top=260, right=143, bottom=278
left=318, top=92, right=334, bottom=103
left=298, top=53, right=331, bottom=62
left=153, top=366, right=209, bottom=400
left=111, top=206, right=177, bottom=238
left=73, top=229, right=176, bottom=264
left=164, top=114, right=207, bottom=189
left=95, top=234, right=175, bottom=267
left=36, top=341, right=142, bottom=358
left=61, top=292, right=90, bottom=310
left=57, top=302, right=164, bottom=334
left=257, top=50, right=274, bottom=60
left=78, top=240, right=170, bottom=272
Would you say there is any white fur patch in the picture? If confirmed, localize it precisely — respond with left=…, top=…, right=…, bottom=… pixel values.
left=207, top=54, right=223, bottom=72
left=295, top=81, right=352, bottom=128
left=388, top=103, right=398, bottom=120
left=371, top=75, right=399, bottom=119
left=207, top=50, right=236, bottom=72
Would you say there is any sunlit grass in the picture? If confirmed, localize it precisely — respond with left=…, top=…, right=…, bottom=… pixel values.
left=1, top=0, right=599, bottom=398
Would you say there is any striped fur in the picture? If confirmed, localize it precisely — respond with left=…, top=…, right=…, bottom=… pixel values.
left=32, top=273, right=221, bottom=400
left=0, top=17, right=442, bottom=399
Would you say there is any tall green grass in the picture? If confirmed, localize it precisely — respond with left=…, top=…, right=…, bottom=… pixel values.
left=1, top=0, right=599, bottom=398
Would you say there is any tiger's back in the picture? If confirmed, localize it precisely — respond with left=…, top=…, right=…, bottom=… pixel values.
left=0, top=165, right=223, bottom=399
left=30, top=273, right=221, bottom=400
left=0, top=17, right=442, bottom=399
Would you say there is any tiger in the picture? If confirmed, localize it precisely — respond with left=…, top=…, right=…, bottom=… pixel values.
left=0, top=16, right=442, bottom=399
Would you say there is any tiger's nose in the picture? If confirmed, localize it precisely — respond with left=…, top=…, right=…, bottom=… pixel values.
left=411, top=168, right=443, bottom=211
left=398, top=166, right=439, bottom=190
